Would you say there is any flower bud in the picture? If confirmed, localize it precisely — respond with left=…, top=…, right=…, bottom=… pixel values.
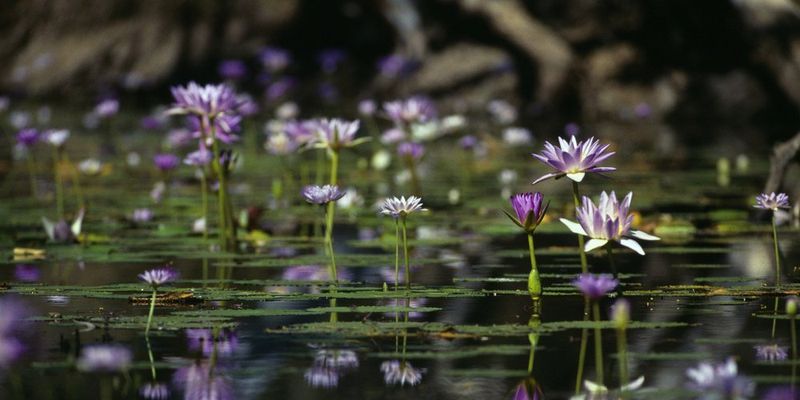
left=787, top=296, right=799, bottom=317
left=611, top=298, right=630, bottom=330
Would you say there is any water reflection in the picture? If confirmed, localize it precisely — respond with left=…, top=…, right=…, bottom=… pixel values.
left=304, top=349, right=359, bottom=389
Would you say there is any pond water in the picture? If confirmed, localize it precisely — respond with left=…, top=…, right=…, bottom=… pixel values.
left=1, top=120, right=797, bottom=400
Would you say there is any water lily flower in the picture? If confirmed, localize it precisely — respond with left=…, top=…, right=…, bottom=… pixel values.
left=16, top=128, right=39, bottom=147
left=312, top=118, right=364, bottom=151
left=573, top=273, right=618, bottom=300
left=383, top=97, right=437, bottom=126
left=377, top=54, right=413, bottom=79
left=167, top=128, right=194, bottom=149
left=153, top=153, right=180, bottom=172
left=531, top=136, right=615, bottom=184
left=169, top=82, right=239, bottom=120
left=397, top=142, right=424, bottom=160
left=755, top=192, right=790, bottom=211
left=184, top=147, right=213, bottom=167
left=378, top=196, right=426, bottom=219
left=45, top=129, right=70, bottom=147
left=755, top=344, right=788, bottom=362
left=487, top=99, right=517, bottom=124
left=76, top=345, right=132, bottom=373
left=260, top=46, right=291, bottom=72
left=502, top=127, right=533, bottom=146
left=458, top=135, right=478, bottom=150
left=186, top=328, right=238, bottom=357
left=302, top=185, right=346, bottom=205
left=560, top=191, right=660, bottom=255
left=512, top=378, right=543, bottom=400
left=686, top=358, right=754, bottom=399
left=132, top=208, right=154, bottom=223
left=187, top=113, right=242, bottom=145
left=139, top=382, right=170, bottom=400
left=304, top=366, right=341, bottom=389
left=380, top=360, right=424, bottom=386
left=218, top=60, right=247, bottom=81
left=42, top=208, right=84, bottom=243
left=78, top=158, right=103, bottom=176
left=358, top=99, right=377, bottom=117
left=139, top=268, right=178, bottom=288
left=506, top=192, right=547, bottom=233
left=94, top=98, right=119, bottom=118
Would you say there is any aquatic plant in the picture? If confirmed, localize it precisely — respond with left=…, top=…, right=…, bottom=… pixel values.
left=512, top=377, right=543, bottom=400
left=505, top=192, right=548, bottom=299
left=45, top=129, right=70, bottom=219
left=169, top=82, right=241, bottom=250
left=755, top=192, right=790, bottom=338
left=574, top=273, right=619, bottom=385
left=397, top=142, right=424, bottom=194
left=754, top=344, right=788, bottom=362
left=685, top=358, right=754, bottom=400
left=380, top=360, right=424, bottom=386
left=533, top=136, right=615, bottom=274
left=380, top=196, right=426, bottom=291
left=139, top=267, right=178, bottom=335
left=76, top=345, right=132, bottom=372
left=42, top=208, right=84, bottom=243
left=303, top=184, right=346, bottom=282
left=16, top=128, right=39, bottom=196
left=611, top=298, right=630, bottom=389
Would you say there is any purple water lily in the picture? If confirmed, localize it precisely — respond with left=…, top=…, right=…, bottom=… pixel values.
left=218, top=60, right=247, bottom=81
left=184, top=147, right=213, bottom=167
left=187, top=113, right=242, bottom=144
left=139, top=382, right=170, bottom=400
left=573, top=273, right=618, bottom=300
left=76, top=345, right=132, bottom=373
left=302, top=185, right=346, bottom=205
left=397, top=142, right=424, bottom=160
left=512, top=378, right=543, bottom=400
left=313, top=118, right=361, bottom=150
left=531, top=136, right=615, bottom=184
left=560, top=191, right=660, bottom=255
left=132, top=208, right=154, bottom=223
left=139, top=268, right=178, bottom=288
left=16, top=128, right=39, bottom=147
left=153, top=153, right=180, bottom=172
left=381, top=360, right=424, bottom=386
left=383, top=97, right=437, bottom=126
left=755, top=192, right=790, bottom=211
left=506, top=192, right=546, bottom=233
left=260, top=46, right=291, bottom=72
left=94, top=98, right=119, bottom=118
left=169, top=82, right=239, bottom=120
left=358, top=99, right=377, bottom=117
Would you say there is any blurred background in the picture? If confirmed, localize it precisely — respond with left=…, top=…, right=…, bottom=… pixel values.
left=3, top=0, right=800, bottom=150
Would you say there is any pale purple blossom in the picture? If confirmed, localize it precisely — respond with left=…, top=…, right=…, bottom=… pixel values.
left=573, top=273, right=618, bottom=300
left=169, top=82, right=239, bottom=120
left=755, top=192, right=790, bottom=211
left=531, top=136, right=615, bottom=184
left=502, top=127, right=532, bottom=146
left=153, top=153, right=180, bottom=172
left=166, top=129, right=194, bottom=149
left=187, top=113, right=242, bottom=144
left=139, top=382, right=170, bottom=400
left=184, top=147, right=213, bottom=167
left=94, top=98, right=119, bottom=118
left=302, top=185, right=346, bottom=205
left=265, top=77, right=295, bottom=101
left=76, top=345, right=132, bottom=372
left=260, top=46, right=291, bottom=72
left=686, top=358, right=754, bottom=399
left=560, top=191, right=660, bottom=255
left=379, top=196, right=426, bottom=219
left=186, top=329, right=238, bottom=357
left=14, top=264, right=40, bottom=282
left=45, top=129, right=70, bottom=147
left=358, top=99, right=377, bottom=117
left=755, top=344, right=788, bottom=362
left=458, top=135, right=478, bottom=150
left=313, top=118, right=361, bottom=150
left=132, top=208, right=154, bottom=223
left=218, top=60, right=247, bottom=81
left=138, top=268, right=178, bottom=287
left=383, top=97, right=437, bottom=125
left=377, top=54, right=413, bottom=79
left=397, top=142, right=424, bottom=160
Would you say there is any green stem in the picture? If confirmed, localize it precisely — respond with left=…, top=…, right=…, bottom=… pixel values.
left=325, top=208, right=338, bottom=282
left=527, top=233, right=541, bottom=299
left=772, top=215, right=781, bottom=338
left=145, top=336, right=157, bottom=380
left=617, top=328, right=628, bottom=391
left=145, top=289, right=157, bottom=335
left=200, top=171, right=208, bottom=243
left=53, top=147, right=64, bottom=220
left=592, top=301, right=605, bottom=385
left=528, top=340, right=536, bottom=374
left=575, top=299, right=590, bottom=395
left=572, top=181, right=588, bottom=273
left=211, top=137, right=228, bottom=251
left=402, top=216, right=410, bottom=292
left=329, top=285, right=338, bottom=323
left=67, top=154, right=84, bottom=210
left=406, top=157, right=421, bottom=196
left=394, top=219, right=400, bottom=292
left=607, top=247, right=618, bottom=280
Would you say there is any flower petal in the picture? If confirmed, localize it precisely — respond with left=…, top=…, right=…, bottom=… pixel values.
left=560, top=218, right=587, bottom=235
left=630, top=230, right=660, bottom=241
left=620, top=238, right=645, bottom=255
left=585, top=239, right=608, bottom=252
left=566, top=172, right=586, bottom=182
left=621, top=376, right=645, bottom=391
left=532, top=172, right=561, bottom=185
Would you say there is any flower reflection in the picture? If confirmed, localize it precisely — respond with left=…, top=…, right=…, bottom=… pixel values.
left=186, top=328, right=238, bottom=358
left=0, top=297, right=27, bottom=367
left=380, top=360, right=424, bottom=386
left=173, top=361, right=233, bottom=400
left=512, top=378, right=543, bottom=400
left=304, top=349, right=359, bottom=389
left=754, top=344, right=788, bottom=362
left=382, top=298, right=428, bottom=319
left=139, top=382, right=170, bottom=399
